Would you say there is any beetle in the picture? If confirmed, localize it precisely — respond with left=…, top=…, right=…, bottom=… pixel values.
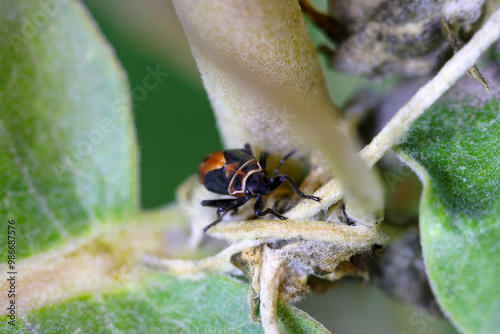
left=198, top=143, right=320, bottom=231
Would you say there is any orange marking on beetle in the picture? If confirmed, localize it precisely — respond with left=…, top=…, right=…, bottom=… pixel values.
left=198, top=151, right=225, bottom=183
left=224, top=163, right=240, bottom=179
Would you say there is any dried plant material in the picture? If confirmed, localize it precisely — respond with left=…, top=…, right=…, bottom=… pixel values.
left=159, top=160, right=387, bottom=333
left=442, top=0, right=486, bottom=28
left=255, top=246, right=286, bottom=333
left=325, top=0, right=487, bottom=79
left=368, top=229, right=440, bottom=314
left=207, top=219, right=385, bottom=247
left=143, top=239, right=260, bottom=276
left=360, top=7, right=500, bottom=168
left=441, top=17, right=491, bottom=93
left=467, top=65, right=491, bottom=92
left=147, top=217, right=385, bottom=334
left=299, top=0, right=347, bottom=41
left=153, top=166, right=388, bottom=332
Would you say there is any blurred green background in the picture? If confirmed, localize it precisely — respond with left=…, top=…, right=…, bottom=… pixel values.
left=84, top=0, right=221, bottom=209
left=81, top=1, right=456, bottom=333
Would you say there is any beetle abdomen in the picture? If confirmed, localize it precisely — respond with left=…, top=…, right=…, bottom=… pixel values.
left=198, top=149, right=263, bottom=196
left=198, top=151, right=225, bottom=183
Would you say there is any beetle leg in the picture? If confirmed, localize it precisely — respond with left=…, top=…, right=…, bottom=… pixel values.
left=253, top=196, right=287, bottom=220
left=212, top=198, right=247, bottom=217
left=201, top=198, right=238, bottom=208
left=270, top=148, right=297, bottom=179
left=203, top=197, right=251, bottom=232
left=259, top=151, right=268, bottom=172
left=270, top=175, right=320, bottom=202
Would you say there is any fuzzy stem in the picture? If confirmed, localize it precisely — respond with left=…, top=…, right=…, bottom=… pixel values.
left=207, top=219, right=387, bottom=248
left=259, top=245, right=285, bottom=334
left=141, top=239, right=259, bottom=274
left=171, top=0, right=384, bottom=225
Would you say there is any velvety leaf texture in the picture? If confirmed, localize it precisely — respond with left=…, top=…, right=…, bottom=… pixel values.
left=0, top=0, right=138, bottom=258
left=0, top=1, right=331, bottom=332
left=1, top=274, right=328, bottom=334
left=397, top=74, right=500, bottom=333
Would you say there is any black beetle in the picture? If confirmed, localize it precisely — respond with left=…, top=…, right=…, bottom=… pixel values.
left=198, top=144, right=320, bottom=231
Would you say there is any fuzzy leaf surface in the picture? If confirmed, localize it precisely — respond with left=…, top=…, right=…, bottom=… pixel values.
left=3, top=272, right=329, bottom=334
left=397, top=76, right=500, bottom=332
left=0, top=0, right=138, bottom=258
left=0, top=2, right=331, bottom=333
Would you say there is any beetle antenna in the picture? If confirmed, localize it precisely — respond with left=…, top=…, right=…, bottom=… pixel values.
left=270, top=148, right=297, bottom=180
left=243, top=143, right=252, bottom=155
left=260, top=151, right=268, bottom=172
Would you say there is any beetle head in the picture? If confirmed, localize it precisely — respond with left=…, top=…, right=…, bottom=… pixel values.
left=245, top=172, right=271, bottom=196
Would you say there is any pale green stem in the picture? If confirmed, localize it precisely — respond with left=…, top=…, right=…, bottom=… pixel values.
left=259, top=245, right=285, bottom=334
left=141, top=239, right=260, bottom=274
left=171, top=0, right=384, bottom=223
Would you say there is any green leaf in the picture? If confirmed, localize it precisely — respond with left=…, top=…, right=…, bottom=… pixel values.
left=0, top=2, right=331, bottom=332
left=2, top=272, right=328, bottom=333
left=7, top=274, right=264, bottom=334
left=0, top=0, right=138, bottom=258
left=397, top=85, right=500, bottom=332
left=277, top=302, right=330, bottom=333
left=0, top=204, right=329, bottom=332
